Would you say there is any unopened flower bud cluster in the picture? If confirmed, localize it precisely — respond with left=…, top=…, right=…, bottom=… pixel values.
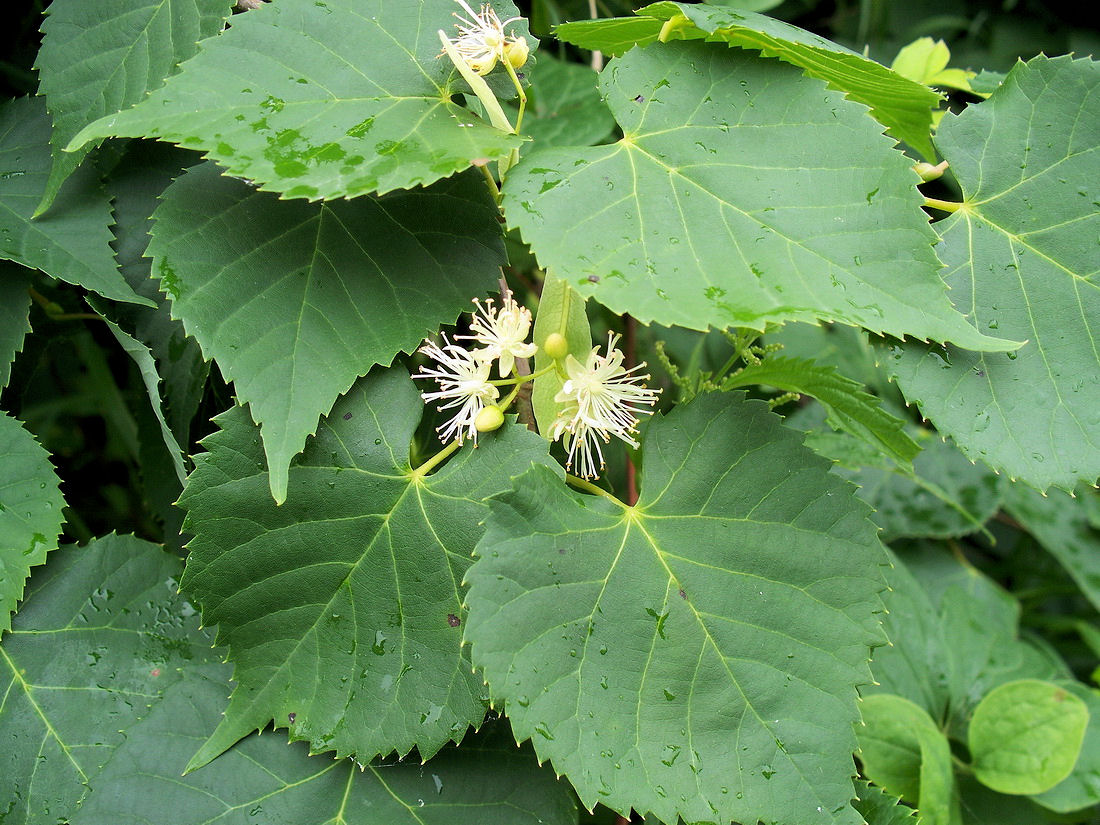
left=414, top=294, right=659, bottom=479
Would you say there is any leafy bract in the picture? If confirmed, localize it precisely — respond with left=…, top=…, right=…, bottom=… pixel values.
left=148, top=162, right=504, bottom=503
left=0, top=413, right=65, bottom=636
left=1005, top=484, right=1100, bottom=613
left=890, top=55, right=1100, bottom=491
left=530, top=273, right=590, bottom=434
left=968, top=679, right=1088, bottom=795
left=566, top=1, right=942, bottom=158
left=178, top=368, right=556, bottom=769
left=0, top=534, right=214, bottom=824
left=503, top=43, right=1010, bottom=351
left=67, top=0, right=527, bottom=200
left=0, top=262, right=32, bottom=390
left=723, top=357, right=920, bottom=469
left=33, top=0, right=232, bottom=214
left=856, top=694, right=958, bottom=825
left=465, top=392, right=887, bottom=825
left=0, top=98, right=149, bottom=306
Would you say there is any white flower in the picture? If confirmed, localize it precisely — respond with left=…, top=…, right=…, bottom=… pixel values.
left=550, top=333, right=660, bottom=478
left=448, top=0, right=527, bottom=75
left=459, top=293, right=537, bottom=377
left=414, top=334, right=500, bottom=445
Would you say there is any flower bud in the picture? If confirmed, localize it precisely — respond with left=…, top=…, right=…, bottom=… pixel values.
left=468, top=55, right=497, bottom=76
left=474, top=405, right=505, bottom=432
left=542, top=332, right=568, bottom=361
left=503, top=37, right=529, bottom=70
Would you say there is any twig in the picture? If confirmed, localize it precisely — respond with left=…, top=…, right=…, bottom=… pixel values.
left=588, top=0, right=604, bottom=71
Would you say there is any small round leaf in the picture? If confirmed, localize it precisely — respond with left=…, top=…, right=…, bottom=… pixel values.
left=969, top=679, right=1089, bottom=795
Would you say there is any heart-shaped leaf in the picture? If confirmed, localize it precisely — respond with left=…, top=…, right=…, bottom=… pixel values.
left=465, top=392, right=887, bottom=825
left=67, top=0, right=528, bottom=200
left=889, top=55, right=1100, bottom=491
left=148, top=162, right=505, bottom=503
left=178, top=367, right=556, bottom=769
left=503, top=43, right=1012, bottom=351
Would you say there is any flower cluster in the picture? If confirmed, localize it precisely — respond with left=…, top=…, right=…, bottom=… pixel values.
left=447, top=0, right=529, bottom=76
left=414, top=295, right=659, bottom=480
left=549, top=333, right=660, bottom=479
left=414, top=293, right=534, bottom=445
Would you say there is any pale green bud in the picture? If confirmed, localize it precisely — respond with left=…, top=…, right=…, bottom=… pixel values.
left=542, top=332, right=568, bottom=361
left=474, top=405, right=505, bottom=432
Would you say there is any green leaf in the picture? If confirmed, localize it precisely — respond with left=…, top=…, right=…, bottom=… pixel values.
left=643, top=2, right=941, bottom=158
left=936, top=573, right=1067, bottom=731
left=0, top=97, right=151, bottom=307
left=148, top=162, right=504, bottom=503
left=890, top=38, right=974, bottom=93
left=889, top=55, right=1100, bottom=491
left=1004, top=484, right=1100, bottom=613
left=838, top=435, right=1003, bottom=542
left=869, top=549, right=1070, bottom=738
left=98, top=314, right=187, bottom=486
left=67, top=0, right=528, bottom=200
left=767, top=323, right=902, bottom=405
left=865, top=553, right=951, bottom=715
left=3, top=534, right=577, bottom=825
left=465, top=392, right=887, bottom=825
left=102, top=142, right=208, bottom=452
left=503, top=43, right=1012, bottom=351
left=556, top=2, right=941, bottom=157
left=78, top=713, right=578, bottom=825
left=969, top=679, right=1089, bottom=795
left=853, top=780, right=916, bottom=825
left=0, top=261, right=33, bottom=390
left=1031, top=681, right=1100, bottom=813
left=511, top=54, right=616, bottom=149
left=530, top=273, right=590, bottom=435
left=33, top=0, right=232, bottom=214
left=0, top=413, right=65, bottom=636
left=856, top=694, right=959, bottom=825
left=178, top=367, right=556, bottom=769
left=553, top=17, right=663, bottom=54
left=705, top=0, right=785, bottom=11
left=0, top=534, right=216, bottom=823
left=956, top=775, right=1064, bottom=825
left=969, top=70, right=1007, bottom=98
left=723, top=356, right=920, bottom=468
